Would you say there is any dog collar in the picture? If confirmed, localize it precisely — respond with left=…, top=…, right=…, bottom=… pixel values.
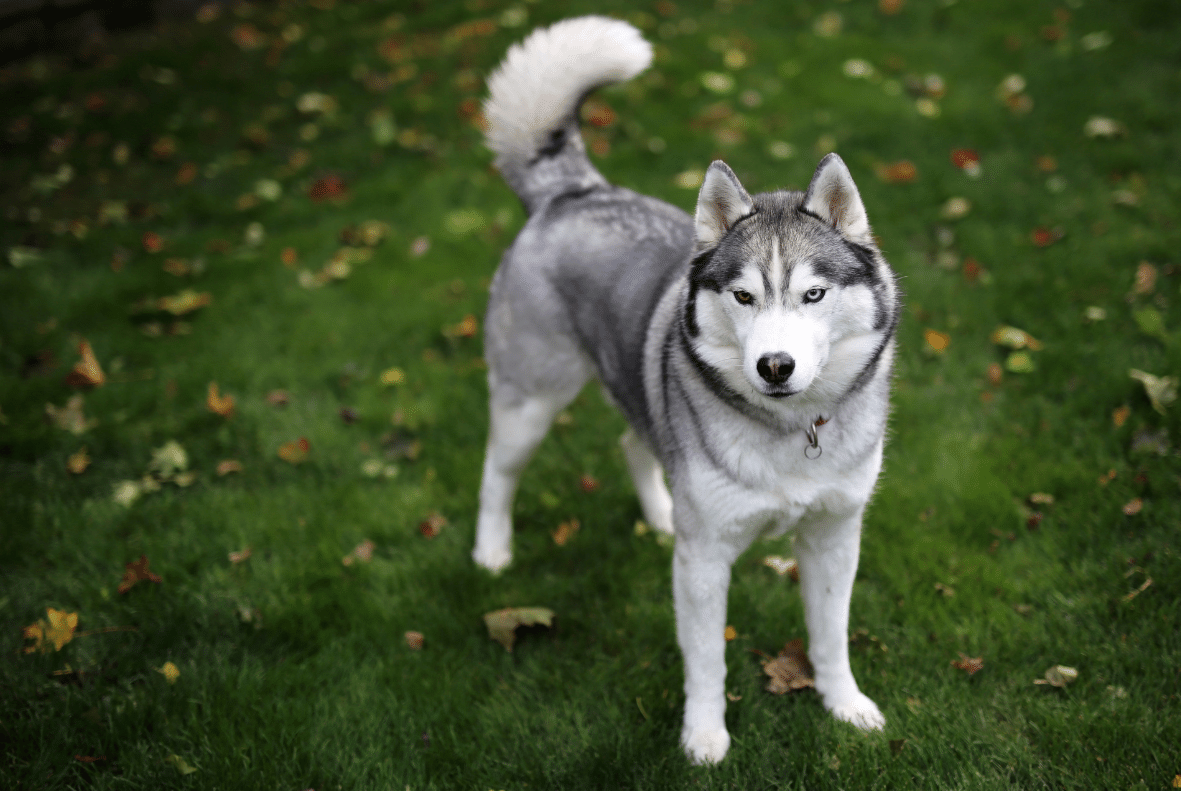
left=804, top=416, right=828, bottom=460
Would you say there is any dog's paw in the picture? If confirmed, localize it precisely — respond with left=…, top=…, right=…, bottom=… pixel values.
left=472, top=545, right=512, bottom=573
left=826, top=691, right=885, bottom=731
left=681, top=726, right=730, bottom=765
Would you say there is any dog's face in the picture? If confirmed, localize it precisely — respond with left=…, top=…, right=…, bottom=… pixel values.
left=686, top=156, right=899, bottom=410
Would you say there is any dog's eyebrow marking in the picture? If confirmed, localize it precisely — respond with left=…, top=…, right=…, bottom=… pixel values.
left=769, top=237, right=786, bottom=305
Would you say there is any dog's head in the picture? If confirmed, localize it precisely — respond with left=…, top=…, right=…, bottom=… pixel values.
left=684, top=155, right=900, bottom=411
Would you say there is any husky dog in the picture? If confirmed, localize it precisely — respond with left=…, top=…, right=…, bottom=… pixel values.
left=474, top=16, right=900, bottom=764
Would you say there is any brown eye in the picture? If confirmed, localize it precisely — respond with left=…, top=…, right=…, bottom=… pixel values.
left=733, top=290, right=753, bottom=305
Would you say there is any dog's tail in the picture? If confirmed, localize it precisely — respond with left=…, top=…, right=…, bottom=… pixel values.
left=483, top=16, right=652, bottom=214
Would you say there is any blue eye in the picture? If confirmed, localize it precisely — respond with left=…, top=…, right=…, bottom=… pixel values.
left=804, top=288, right=826, bottom=303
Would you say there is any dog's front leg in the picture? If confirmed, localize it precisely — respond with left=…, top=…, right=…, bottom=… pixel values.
left=795, top=508, right=885, bottom=730
left=673, top=524, right=737, bottom=764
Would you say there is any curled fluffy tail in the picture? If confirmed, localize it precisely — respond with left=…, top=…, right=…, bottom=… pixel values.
left=484, top=16, right=652, bottom=214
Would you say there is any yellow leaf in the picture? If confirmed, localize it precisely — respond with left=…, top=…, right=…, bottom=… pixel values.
left=483, top=607, right=555, bottom=652
left=379, top=367, right=405, bottom=386
left=157, top=289, right=212, bottom=316
left=24, top=608, right=79, bottom=653
left=724, top=625, right=738, bottom=641
left=551, top=519, right=580, bottom=546
left=277, top=437, right=310, bottom=463
left=158, top=661, right=180, bottom=684
left=165, top=754, right=198, bottom=775
left=990, top=325, right=1043, bottom=351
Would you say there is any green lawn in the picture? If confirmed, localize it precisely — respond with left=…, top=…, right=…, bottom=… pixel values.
left=2, top=0, right=1179, bottom=788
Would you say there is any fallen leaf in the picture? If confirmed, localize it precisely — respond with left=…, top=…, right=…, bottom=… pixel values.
left=118, top=555, right=162, bottom=594
left=763, top=638, right=814, bottom=693
left=277, top=437, right=310, bottom=463
left=157, top=290, right=212, bottom=316
left=419, top=513, right=447, bottom=538
left=551, top=518, right=579, bottom=546
left=1083, top=116, right=1124, bottom=138
left=142, top=232, right=164, bottom=253
left=1005, top=351, right=1036, bottom=374
left=216, top=459, right=242, bottom=476
left=46, top=394, right=97, bottom=434
left=1122, top=576, right=1152, bottom=603
left=924, top=329, right=950, bottom=352
left=410, top=236, right=430, bottom=257
left=266, top=389, right=290, bottom=407
left=940, top=197, right=971, bottom=220
left=308, top=174, right=348, bottom=202
left=158, top=661, right=180, bottom=684
left=341, top=539, right=375, bottom=566
left=987, top=362, right=1004, bottom=387
left=206, top=382, right=236, bottom=417
left=1130, top=427, right=1170, bottom=456
left=483, top=606, right=555, bottom=652
left=878, top=160, right=917, bottom=184
left=762, top=555, right=799, bottom=580
left=990, top=326, right=1044, bottom=351
left=228, top=547, right=251, bottom=564
left=148, top=440, right=188, bottom=479
left=724, top=625, right=738, bottom=641
left=579, top=474, right=599, bottom=493
left=1028, top=492, right=1055, bottom=506
left=1033, top=665, right=1078, bottom=687
left=1112, top=405, right=1130, bottom=427
left=1131, top=262, right=1157, bottom=296
left=66, top=447, right=91, bottom=474
left=1122, top=497, right=1143, bottom=516
left=380, top=367, right=405, bottom=386
left=674, top=169, right=705, bottom=189
left=889, top=738, right=907, bottom=755
left=405, top=631, right=424, bottom=650
left=65, top=340, right=106, bottom=388
left=165, top=754, right=198, bottom=775
left=951, top=653, right=983, bottom=675
left=935, top=582, right=955, bottom=598
left=1031, top=227, right=1061, bottom=247
left=22, top=608, right=79, bottom=653
left=950, top=148, right=980, bottom=171
left=1128, top=369, right=1177, bottom=414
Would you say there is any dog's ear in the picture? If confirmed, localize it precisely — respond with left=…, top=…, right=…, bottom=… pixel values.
left=801, top=153, right=872, bottom=244
left=694, top=161, right=754, bottom=251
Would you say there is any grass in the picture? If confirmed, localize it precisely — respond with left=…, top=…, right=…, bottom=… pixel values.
left=1, top=0, right=1179, bottom=788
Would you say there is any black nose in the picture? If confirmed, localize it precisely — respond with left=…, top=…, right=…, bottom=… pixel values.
left=757, top=353, right=795, bottom=384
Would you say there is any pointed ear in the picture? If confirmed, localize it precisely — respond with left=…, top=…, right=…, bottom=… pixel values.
left=694, top=161, right=755, bottom=251
left=801, top=153, right=872, bottom=244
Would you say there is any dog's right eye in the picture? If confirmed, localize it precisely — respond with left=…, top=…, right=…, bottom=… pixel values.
left=733, top=290, right=754, bottom=305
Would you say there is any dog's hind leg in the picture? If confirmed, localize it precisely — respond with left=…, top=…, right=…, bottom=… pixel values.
left=473, top=383, right=584, bottom=572
left=620, top=429, right=674, bottom=535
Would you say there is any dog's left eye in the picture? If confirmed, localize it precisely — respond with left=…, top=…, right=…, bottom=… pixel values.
left=803, top=288, right=826, bottom=304
left=733, top=290, right=754, bottom=305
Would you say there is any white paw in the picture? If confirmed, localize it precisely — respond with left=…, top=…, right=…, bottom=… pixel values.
left=682, top=726, right=730, bottom=765
left=472, top=544, right=512, bottom=573
left=826, top=691, right=885, bottom=731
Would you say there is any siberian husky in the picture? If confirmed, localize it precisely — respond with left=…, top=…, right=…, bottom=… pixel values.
left=473, top=16, right=901, bottom=764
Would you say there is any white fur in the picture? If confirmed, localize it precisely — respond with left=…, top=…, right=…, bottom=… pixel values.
left=483, top=16, right=652, bottom=178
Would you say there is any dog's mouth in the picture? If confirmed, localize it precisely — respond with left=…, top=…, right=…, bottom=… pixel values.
left=762, top=387, right=798, bottom=399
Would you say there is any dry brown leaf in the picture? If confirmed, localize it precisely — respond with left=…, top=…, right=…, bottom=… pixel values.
left=266, top=389, right=290, bottom=407
left=64, top=340, right=106, bottom=388
left=216, top=459, right=242, bottom=476
left=419, top=512, right=447, bottom=539
left=206, top=382, right=236, bottom=417
left=483, top=607, right=555, bottom=652
left=228, top=547, right=252, bottom=564
left=579, top=474, right=599, bottom=493
left=277, top=437, right=310, bottom=463
left=1112, top=405, right=1130, bottom=427
left=551, top=518, right=580, bottom=546
left=877, top=160, right=917, bottom=184
left=1122, top=497, right=1143, bottom=516
left=951, top=652, right=983, bottom=675
left=762, top=555, right=799, bottom=580
left=341, top=539, right=375, bottom=566
left=763, top=638, right=814, bottom=693
left=118, top=555, right=162, bottom=594
left=66, top=447, right=91, bottom=474
left=405, top=631, right=424, bottom=650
